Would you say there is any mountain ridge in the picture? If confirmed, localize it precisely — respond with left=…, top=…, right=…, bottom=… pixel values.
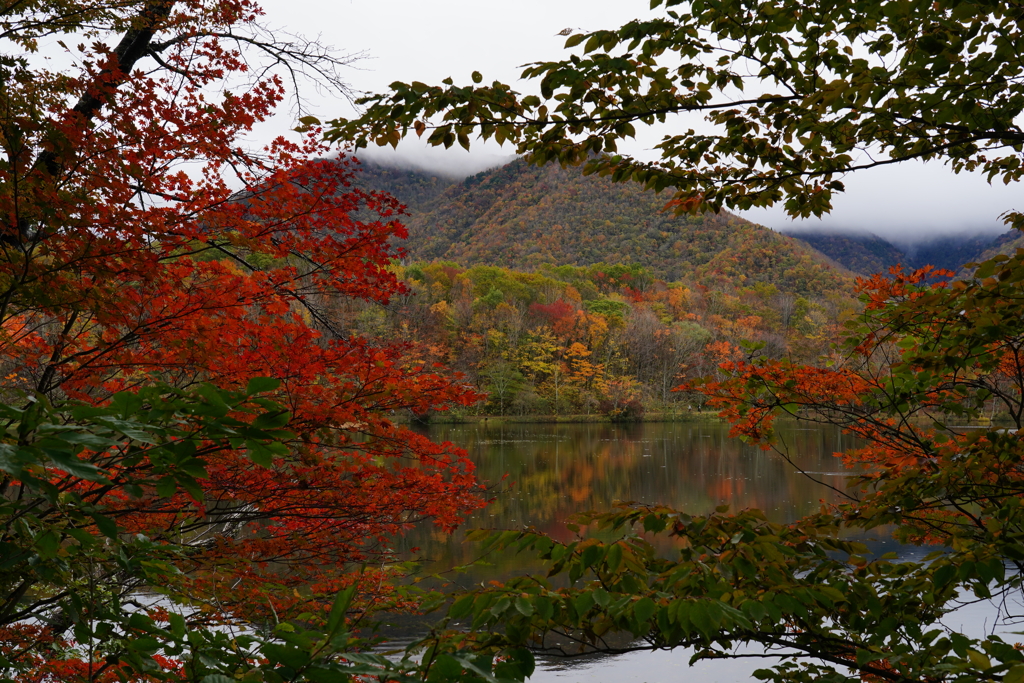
left=780, top=227, right=1013, bottom=275
left=353, top=157, right=853, bottom=294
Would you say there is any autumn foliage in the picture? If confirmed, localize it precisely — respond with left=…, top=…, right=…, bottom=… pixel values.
left=0, top=1, right=483, bottom=680
left=395, top=248, right=1024, bottom=683
left=697, top=261, right=1024, bottom=549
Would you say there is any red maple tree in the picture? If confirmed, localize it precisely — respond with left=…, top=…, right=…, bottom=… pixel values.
left=0, top=1, right=485, bottom=678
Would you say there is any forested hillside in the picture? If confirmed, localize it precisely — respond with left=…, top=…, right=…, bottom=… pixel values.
left=352, top=159, right=459, bottom=207
left=355, top=158, right=851, bottom=294
left=900, top=231, right=1008, bottom=271
left=961, top=229, right=1024, bottom=274
left=783, top=230, right=907, bottom=274
left=334, top=260, right=858, bottom=419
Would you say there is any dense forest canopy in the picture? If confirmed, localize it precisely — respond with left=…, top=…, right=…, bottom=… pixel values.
left=357, top=158, right=1014, bottom=279
left=782, top=228, right=1012, bottom=274
left=337, top=256, right=858, bottom=419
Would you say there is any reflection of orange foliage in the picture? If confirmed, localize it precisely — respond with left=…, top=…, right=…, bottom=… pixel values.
left=707, top=476, right=745, bottom=502
left=567, top=459, right=596, bottom=504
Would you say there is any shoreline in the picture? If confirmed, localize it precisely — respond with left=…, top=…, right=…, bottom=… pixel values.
left=400, top=412, right=1013, bottom=427
left=402, top=411, right=723, bottom=425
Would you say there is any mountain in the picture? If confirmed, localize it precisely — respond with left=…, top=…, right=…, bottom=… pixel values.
left=898, top=232, right=1011, bottom=272
left=782, top=231, right=907, bottom=275
left=354, top=158, right=852, bottom=294
left=782, top=228, right=1012, bottom=275
left=958, top=230, right=1024, bottom=274
left=350, top=159, right=459, bottom=208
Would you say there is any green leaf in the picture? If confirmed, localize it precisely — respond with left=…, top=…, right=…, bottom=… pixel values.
left=429, top=654, right=464, bottom=681
left=495, top=648, right=535, bottom=680
left=933, top=563, right=957, bottom=588
left=246, top=440, right=276, bottom=468
left=128, top=635, right=160, bottom=653
left=326, top=585, right=357, bottom=635
left=155, top=476, right=177, bottom=498
left=246, top=376, right=280, bottom=395
left=0, top=443, right=24, bottom=476
left=91, top=417, right=160, bottom=444
left=967, top=649, right=991, bottom=671
left=194, top=385, right=230, bottom=418
left=128, top=612, right=157, bottom=632
left=1005, top=664, right=1024, bottom=683
left=564, top=33, right=585, bottom=48
left=262, top=643, right=310, bottom=670
left=574, top=591, right=594, bottom=616
left=64, top=528, right=97, bottom=547
left=643, top=514, right=666, bottom=533
left=35, top=530, right=60, bottom=559
left=605, top=543, right=622, bottom=572
left=690, top=602, right=712, bottom=635
left=633, top=597, right=656, bottom=624
left=975, top=260, right=997, bottom=279
left=201, top=676, right=236, bottom=683
left=253, top=410, right=291, bottom=430
left=449, top=594, right=475, bottom=620
left=168, top=613, right=186, bottom=638
left=534, top=596, right=553, bottom=620
left=580, top=543, right=604, bottom=569
left=44, top=449, right=108, bottom=482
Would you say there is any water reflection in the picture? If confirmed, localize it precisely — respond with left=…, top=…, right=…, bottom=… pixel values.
left=404, top=420, right=858, bottom=560
left=394, top=419, right=869, bottom=682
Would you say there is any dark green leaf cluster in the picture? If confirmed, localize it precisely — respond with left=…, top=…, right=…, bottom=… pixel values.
left=428, top=504, right=1024, bottom=683
left=330, top=0, right=1024, bottom=221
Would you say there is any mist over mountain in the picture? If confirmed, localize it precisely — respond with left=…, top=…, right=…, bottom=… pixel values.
left=354, top=146, right=514, bottom=179
left=354, top=157, right=853, bottom=294
left=352, top=156, right=1016, bottom=282
left=779, top=230, right=906, bottom=275
left=779, top=227, right=1015, bottom=275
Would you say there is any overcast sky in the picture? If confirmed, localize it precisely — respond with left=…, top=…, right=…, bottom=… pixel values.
left=257, top=0, right=1021, bottom=242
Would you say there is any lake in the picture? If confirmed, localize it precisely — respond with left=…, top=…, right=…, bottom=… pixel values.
left=401, top=420, right=865, bottom=573
left=392, top=419, right=1001, bottom=682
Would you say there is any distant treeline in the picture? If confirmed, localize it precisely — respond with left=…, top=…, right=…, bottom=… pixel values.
left=329, top=261, right=859, bottom=420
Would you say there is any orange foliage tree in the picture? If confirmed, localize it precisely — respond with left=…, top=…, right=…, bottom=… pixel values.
left=0, top=1, right=485, bottom=680
left=698, top=262, right=1024, bottom=547
left=397, top=251, right=1024, bottom=683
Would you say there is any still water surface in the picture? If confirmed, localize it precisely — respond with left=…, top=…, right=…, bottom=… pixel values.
left=404, top=420, right=862, bottom=572
left=394, top=420, right=993, bottom=682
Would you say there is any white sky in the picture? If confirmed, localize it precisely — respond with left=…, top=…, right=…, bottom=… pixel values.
left=257, top=0, right=1022, bottom=242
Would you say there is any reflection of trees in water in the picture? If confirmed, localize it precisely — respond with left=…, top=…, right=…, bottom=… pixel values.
left=400, top=420, right=858, bottom=574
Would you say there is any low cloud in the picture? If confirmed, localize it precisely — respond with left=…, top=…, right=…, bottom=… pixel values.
left=742, top=158, right=1018, bottom=244
left=341, top=137, right=1019, bottom=249
left=352, top=140, right=515, bottom=178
